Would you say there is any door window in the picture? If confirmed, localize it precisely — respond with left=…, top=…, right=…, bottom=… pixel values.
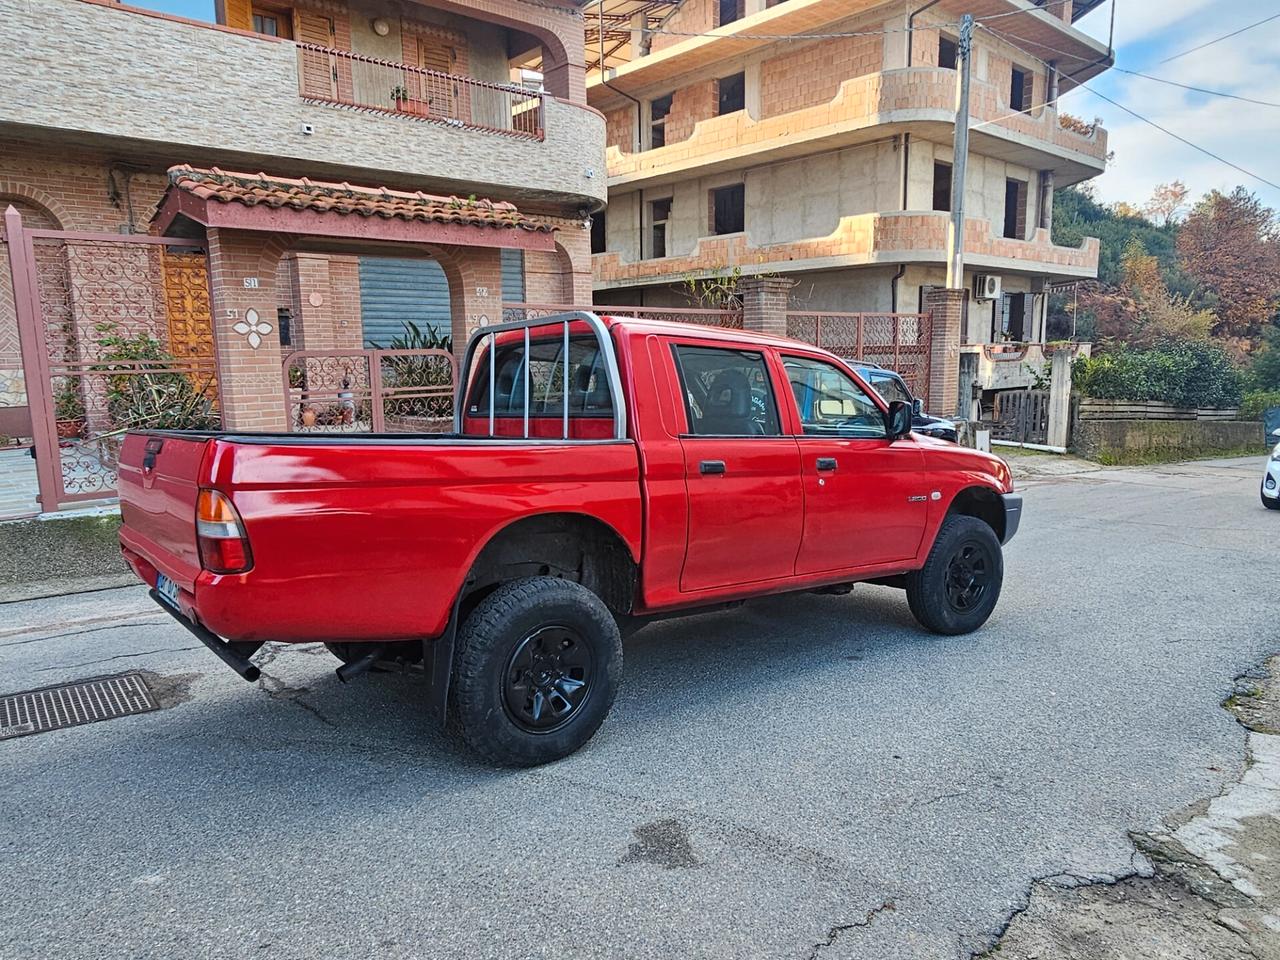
left=673, top=345, right=781, bottom=437
left=784, top=356, right=886, bottom=439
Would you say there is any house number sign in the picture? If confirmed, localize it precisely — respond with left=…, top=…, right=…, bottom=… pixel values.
left=243, top=277, right=260, bottom=289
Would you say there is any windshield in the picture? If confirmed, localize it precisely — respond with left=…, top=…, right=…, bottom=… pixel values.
left=867, top=373, right=913, bottom=406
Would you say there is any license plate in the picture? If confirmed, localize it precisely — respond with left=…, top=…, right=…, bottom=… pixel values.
left=155, top=573, right=181, bottom=609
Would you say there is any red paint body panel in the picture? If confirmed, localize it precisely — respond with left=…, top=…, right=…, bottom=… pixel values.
left=117, top=317, right=1015, bottom=646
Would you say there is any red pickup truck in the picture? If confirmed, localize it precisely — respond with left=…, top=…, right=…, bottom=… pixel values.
left=119, top=312, right=1020, bottom=765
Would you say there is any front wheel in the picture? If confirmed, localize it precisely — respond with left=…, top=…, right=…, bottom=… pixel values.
left=451, top=577, right=622, bottom=766
left=905, top=515, right=1004, bottom=635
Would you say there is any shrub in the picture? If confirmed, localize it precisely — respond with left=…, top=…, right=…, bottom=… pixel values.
left=1240, top=389, right=1280, bottom=420
left=1072, top=340, right=1243, bottom=408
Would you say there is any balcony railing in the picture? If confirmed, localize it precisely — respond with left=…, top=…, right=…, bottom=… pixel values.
left=295, top=44, right=544, bottom=140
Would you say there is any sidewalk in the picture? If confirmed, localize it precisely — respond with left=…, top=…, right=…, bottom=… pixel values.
left=0, top=514, right=133, bottom=603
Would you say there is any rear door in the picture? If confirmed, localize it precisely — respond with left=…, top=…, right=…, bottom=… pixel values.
left=670, top=341, right=802, bottom=592
left=780, top=354, right=927, bottom=573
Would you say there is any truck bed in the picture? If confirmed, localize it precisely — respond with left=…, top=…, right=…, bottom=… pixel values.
left=118, top=429, right=643, bottom=643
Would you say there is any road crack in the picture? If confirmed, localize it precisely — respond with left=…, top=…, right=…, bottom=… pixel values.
left=805, top=900, right=896, bottom=959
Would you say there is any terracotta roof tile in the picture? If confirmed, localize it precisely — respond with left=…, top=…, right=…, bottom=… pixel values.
left=160, top=165, right=553, bottom=232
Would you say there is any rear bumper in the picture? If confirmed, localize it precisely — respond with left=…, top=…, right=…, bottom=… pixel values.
left=1000, top=493, right=1023, bottom=544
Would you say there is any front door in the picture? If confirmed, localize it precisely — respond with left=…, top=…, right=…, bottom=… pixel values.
left=671, top=343, right=802, bottom=592
left=781, top=355, right=928, bottom=574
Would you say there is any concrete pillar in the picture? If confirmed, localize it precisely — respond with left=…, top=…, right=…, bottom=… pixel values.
left=206, top=228, right=288, bottom=432
left=924, top=287, right=966, bottom=417
left=1046, top=347, right=1072, bottom=449
left=738, top=276, right=793, bottom=337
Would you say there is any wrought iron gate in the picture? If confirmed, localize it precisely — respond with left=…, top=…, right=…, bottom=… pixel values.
left=4, top=208, right=219, bottom=511
left=282, top=348, right=456, bottom=433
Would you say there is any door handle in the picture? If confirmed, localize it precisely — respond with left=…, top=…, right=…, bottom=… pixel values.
left=816, top=457, right=838, bottom=472
left=699, top=460, right=726, bottom=475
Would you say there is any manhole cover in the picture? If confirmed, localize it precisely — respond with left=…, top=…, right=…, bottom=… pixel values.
left=0, top=673, right=158, bottom=740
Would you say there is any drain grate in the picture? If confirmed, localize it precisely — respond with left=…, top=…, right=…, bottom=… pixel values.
left=0, top=673, right=158, bottom=740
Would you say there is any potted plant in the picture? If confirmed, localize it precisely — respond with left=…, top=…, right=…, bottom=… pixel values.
left=55, top=383, right=86, bottom=439
left=390, top=84, right=410, bottom=110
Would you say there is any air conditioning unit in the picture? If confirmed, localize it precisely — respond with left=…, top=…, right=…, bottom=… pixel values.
left=974, top=274, right=1002, bottom=301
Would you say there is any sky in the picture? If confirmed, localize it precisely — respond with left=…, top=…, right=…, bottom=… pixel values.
left=130, top=0, right=1280, bottom=214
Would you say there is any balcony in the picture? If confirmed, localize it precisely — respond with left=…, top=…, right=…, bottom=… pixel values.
left=593, top=211, right=1099, bottom=290
left=295, top=45, right=545, bottom=140
left=605, top=68, right=1108, bottom=192
left=962, top=341, right=1094, bottom=393
left=0, top=0, right=605, bottom=207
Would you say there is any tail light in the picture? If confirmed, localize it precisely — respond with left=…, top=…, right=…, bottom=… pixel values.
left=196, top=489, right=253, bottom=574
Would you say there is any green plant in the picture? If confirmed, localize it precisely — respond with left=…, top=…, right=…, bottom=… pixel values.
left=93, top=326, right=217, bottom=432
left=54, top=382, right=85, bottom=421
left=1240, top=389, right=1280, bottom=420
left=390, top=85, right=410, bottom=102
left=1072, top=340, right=1244, bottom=409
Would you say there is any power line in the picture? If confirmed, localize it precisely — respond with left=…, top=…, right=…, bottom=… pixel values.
left=1158, top=12, right=1280, bottom=64
left=1110, top=67, right=1280, bottom=108
left=1074, top=81, right=1280, bottom=192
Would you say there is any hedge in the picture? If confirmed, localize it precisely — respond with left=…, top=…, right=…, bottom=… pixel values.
left=1240, top=389, right=1280, bottom=420
left=1072, top=341, right=1243, bottom=409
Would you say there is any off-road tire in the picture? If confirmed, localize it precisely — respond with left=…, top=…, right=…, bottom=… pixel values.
left=451, top=577, right=622, bottom=766
left=905, top=515, right=1004, bottom=635
left=1262, top=483, right=1280, bottom=510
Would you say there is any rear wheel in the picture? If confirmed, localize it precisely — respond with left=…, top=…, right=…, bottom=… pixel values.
left=905, top=515, right=1004, bottom=635
left=451, top=577, right=622, bottom=766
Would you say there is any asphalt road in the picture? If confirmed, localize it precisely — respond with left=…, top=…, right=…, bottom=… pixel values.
left=1, top=455, right=1277, bottom=960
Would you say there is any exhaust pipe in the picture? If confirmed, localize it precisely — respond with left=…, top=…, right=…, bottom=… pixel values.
left=151, top=589, right=262, bottom=682
left=335, top=644, right=388, bottom=684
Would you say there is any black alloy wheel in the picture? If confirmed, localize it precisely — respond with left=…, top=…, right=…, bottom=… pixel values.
left=944, top=541, right=993, bottom=613
left=503, top=625, right=594, bottom=733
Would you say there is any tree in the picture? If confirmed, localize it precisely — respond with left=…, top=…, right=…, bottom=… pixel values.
left=1143, top=181, right=1189, bottom=227
left=1082, top=237, right=1214, bottom=345
left=1177, top=187, right=1280, bottom=343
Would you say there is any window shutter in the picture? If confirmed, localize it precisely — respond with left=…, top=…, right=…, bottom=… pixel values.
left=221, top=0, right=253, bottom=31
left=296, top=13, right=337, bottom=100
left=418, top=38, right=454, bottom=74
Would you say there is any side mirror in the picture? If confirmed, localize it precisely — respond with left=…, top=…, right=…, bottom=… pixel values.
left=886, top=400, right=913, bottom=440
left=912, top=397, right=924, bottom=417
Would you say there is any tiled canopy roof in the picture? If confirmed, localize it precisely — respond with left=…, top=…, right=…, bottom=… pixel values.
left=161, top=165, right=553, bottom=232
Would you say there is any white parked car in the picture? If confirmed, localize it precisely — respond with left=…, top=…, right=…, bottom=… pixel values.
left=1264, top=429, right=1280, bottom=511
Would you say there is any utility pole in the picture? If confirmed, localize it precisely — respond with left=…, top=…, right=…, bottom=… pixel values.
left=946, top=13, right=973, bottom=290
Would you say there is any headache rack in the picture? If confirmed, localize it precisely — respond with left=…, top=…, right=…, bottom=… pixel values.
left=454, top=311, right=628, bottom=441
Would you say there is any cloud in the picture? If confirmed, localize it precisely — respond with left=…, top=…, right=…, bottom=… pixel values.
left=1062, top=7, right=1280, bottom=211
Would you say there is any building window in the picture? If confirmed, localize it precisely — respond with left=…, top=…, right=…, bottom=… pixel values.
left=252, top=5, right=293, bottom=38
left=718, top=0, right=743, bottom=27
left=590, top=211, right=606, bottom=254
left=277, top=307, right=293, bottom=346
left=650, top=197, right=672, bottom=258
left=938, top=35, right=957, bottom=69
left=999, top=293, right=1027, bottom=342
left=932, top=161, right=952, bottom=212
left=1004, top=178, right=1028, bottom=239
left=649, top=94, right=672, bottom=149
left=718, top=72, right=745, bottom=115
left=1010, top=66, right=1033, bottom=112
left=710, top=183, right=745, bottom=235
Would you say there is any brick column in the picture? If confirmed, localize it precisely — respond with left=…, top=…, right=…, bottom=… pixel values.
left=206, top=228, right=288, bottom=432
left=924, top=287, right=966, bottom=418
left=443, top=245, right=503, bottom=351
left=285, top=253, right=362, bottom=351
left=738, top=276, right=793, bottom=337
left=555, top=226, right=593, bottom=304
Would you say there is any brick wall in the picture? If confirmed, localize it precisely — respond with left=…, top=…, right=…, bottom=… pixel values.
left=650, top=0, right=716, bottom=55
left=605, top=105, right=635, bottom=152
left=759, top=34, right=882, bottom=118
left=664, top=79, right=718, bottom=145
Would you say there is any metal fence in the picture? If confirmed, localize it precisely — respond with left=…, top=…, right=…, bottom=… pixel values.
left=282, top=348, right=456, bottom=434
left=296, top=44, right=544, bottom=139
left=785, top=311, right=933, bottom=403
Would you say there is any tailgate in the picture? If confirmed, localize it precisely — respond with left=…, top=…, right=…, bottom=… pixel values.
left=118, top=432, right=210, bottom=588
